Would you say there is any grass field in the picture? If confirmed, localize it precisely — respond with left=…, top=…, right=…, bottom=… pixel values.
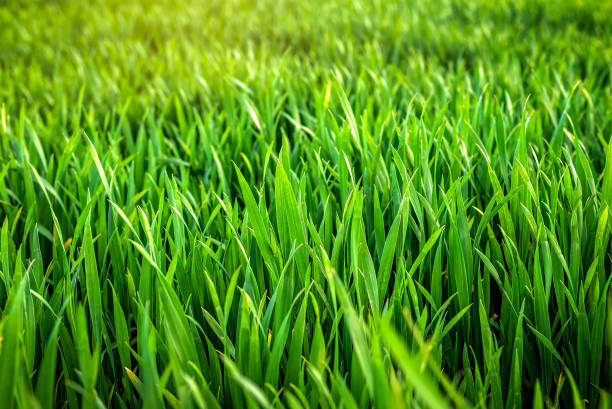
left=1, top=0, right=612, bottom=407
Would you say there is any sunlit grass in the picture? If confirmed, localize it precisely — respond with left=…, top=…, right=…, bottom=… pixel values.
left=0, top=0, right=611, bottom=408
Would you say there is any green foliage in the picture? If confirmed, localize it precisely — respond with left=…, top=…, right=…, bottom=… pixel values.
left=0, top=0, right=611, bottom=407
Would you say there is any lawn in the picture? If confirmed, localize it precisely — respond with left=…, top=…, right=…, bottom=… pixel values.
left=0, top=0, right=611, bottom=408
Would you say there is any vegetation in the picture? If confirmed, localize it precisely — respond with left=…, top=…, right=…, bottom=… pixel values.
left=1, top=0, right=611, bottom=407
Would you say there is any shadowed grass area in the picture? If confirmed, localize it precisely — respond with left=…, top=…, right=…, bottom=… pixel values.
left=0, top=0, right=611, bottom=408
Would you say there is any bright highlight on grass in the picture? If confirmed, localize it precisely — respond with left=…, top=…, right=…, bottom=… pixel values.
left=0, top=0, right=611, bottom=408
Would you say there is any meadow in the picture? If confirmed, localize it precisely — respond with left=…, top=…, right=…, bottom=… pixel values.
left=0, top=0, right=611, bottom=407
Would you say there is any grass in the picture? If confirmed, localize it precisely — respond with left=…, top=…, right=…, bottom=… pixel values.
left=1, top=0, right=611, bottom=407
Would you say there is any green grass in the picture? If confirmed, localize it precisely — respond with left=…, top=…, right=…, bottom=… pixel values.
left=1, top=0, right=612, bottom=407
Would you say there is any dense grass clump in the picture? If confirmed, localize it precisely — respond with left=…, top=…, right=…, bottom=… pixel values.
left=1, top=0, right=611, bottom=407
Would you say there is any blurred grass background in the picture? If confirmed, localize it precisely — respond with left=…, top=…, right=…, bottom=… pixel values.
left=2, top=0, right=611, bottom=110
